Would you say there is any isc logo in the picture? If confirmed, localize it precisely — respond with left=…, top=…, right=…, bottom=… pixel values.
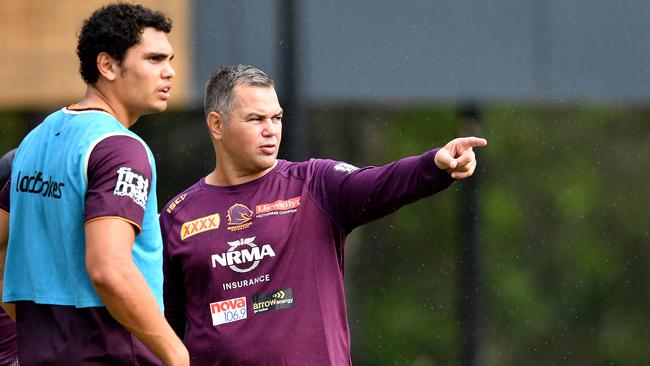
left=210, top=297, right=247, bottom=326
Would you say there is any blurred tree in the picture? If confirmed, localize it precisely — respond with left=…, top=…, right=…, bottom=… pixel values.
left=0, top=111, right=40, bottom=152
left=308, top=105, right=650, bottom=366
left=481, top=107, right=650, bottom=365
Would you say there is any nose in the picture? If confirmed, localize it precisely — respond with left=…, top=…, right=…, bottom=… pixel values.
left=162, top=62, right=175, bottom=79
left=261, top=118, right=279, bottom=136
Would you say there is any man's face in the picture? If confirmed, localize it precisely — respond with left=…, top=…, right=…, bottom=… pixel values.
left=220, top=84, right=283, bottom=176
left=114, top=27, right=175, bottom=120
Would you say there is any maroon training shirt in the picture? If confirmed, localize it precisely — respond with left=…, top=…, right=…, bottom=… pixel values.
left=160, top=149, right=453, bottom=365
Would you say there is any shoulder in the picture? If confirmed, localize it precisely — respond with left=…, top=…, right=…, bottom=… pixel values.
left=88, top=131, right=148, bottom=157
left=86, top=135, right=152, bottom=180
left=273, top=158, right=356, bottom=179
left=62, top=108, right=143, bottom=148
left=57, top=108, right=148, bottom=162
left=63, top=108, right=124, bottom=136
left=90, top=135, right=149, bottom=160
left=161, top=180, right=205, bottom=217
left=307, top=158, right=361, bottom=181
left=272, top=159, right=307, bottom=176
left=271, top=159, right=363, bottom=188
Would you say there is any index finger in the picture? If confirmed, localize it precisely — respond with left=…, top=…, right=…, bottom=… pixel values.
left=458, top=137, right=488, bottom=149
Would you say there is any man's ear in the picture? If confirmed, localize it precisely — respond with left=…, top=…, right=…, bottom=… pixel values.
left=207, top=111, right=225, bottom=141
left=96, top=52, right=118, bottom=82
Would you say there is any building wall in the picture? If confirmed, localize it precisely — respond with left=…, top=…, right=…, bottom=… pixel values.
left=0, top=0, right=190, bottom=109
left=193, top=0, right=650, bottom=106
left=3, top=0, right=649, bottom=109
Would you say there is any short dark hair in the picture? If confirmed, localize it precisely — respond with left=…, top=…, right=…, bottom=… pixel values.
left=76, top=3, right=172, bottom=84
left=204, top=65, right=275, bottom=122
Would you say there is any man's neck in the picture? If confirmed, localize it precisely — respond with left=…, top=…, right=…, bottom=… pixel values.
left=77, top=85, right=137, bottom=128
left=205, top=161, right=278, bottom=187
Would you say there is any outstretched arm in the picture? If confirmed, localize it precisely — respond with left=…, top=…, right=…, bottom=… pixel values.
left=434, top=136, right=488, bottom=179
left=309, top=136, right=487, bottom=231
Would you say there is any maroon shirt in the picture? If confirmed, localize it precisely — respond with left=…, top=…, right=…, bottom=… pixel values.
left=160, top=149, right=453, bottom=365
left=0, top=182, right=9, bottom=213
left=1, top=135, right=159, bottom=365
left=0, top=310, right=16, bottom=364
left=0, top=182, right=17, bottom=365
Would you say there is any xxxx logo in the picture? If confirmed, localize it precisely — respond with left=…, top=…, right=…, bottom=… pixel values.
left=181, top=213, right=220, bottom=240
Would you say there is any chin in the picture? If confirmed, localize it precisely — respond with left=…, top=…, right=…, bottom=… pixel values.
left=154, top=102, right=169, bottom=112
left=257, top=158, right=276, bottom=170
left=149, top=101, right=169, bottom=113
left=138, top=104, right=167, bottom=117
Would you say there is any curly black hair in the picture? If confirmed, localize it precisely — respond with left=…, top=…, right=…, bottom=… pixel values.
left=76, top=3, right=172, bottom=85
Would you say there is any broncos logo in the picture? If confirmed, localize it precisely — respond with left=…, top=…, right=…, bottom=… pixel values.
left=227, top=203, right=253, bottom=226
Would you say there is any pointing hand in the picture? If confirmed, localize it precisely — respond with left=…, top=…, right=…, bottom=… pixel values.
left=434, top=137, right=488, bottom=179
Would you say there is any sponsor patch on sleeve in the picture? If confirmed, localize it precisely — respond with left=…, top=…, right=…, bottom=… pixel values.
left=113, top=166, right=149, bottom=209
left=333, top=162, right=359, bottom=174
left=210, top=297, right=248, bottom=326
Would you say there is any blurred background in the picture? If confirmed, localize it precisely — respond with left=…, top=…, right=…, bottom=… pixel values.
left=1, top=0, right=649, bottom=364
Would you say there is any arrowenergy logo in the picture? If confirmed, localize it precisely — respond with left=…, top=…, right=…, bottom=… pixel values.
left=255, top=196, right=300, bottom=217
left=210, top=296, right=247, bottom=326
left=252, top=288, right=294, bottom=314
left=180, top=213, right=220, bottom=240
left=227, top=203, right=253, bottom=231
left=211, top=236, right=275, bottom=273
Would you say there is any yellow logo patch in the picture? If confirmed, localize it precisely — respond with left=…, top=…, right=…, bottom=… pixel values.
left=181, top=213, right=220, bottom=240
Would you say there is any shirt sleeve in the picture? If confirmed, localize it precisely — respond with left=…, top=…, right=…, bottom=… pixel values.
left=309, top=149, right=455, bottom=232
left=0, top=180, right=9, bottom=213
left=84, top=135, right=152, bottom=233
left=160, top=211, right=187, bottom=338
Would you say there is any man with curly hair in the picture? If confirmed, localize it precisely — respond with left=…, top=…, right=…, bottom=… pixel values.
left=0, top=4, right=188, bottom=365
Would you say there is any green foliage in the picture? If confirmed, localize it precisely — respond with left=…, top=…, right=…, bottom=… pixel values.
left=334, top=107, right=461, bottom=365
left=312, top=105, right=650, bottom=365
left=481, top=106, right=650, bottom=365
left=0, top=111, right=35, bottom=152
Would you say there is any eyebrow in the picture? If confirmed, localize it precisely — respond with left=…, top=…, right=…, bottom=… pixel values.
left=145, top=52, right=174, bottom=60
left=243, top=110, right=283, bottom=119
